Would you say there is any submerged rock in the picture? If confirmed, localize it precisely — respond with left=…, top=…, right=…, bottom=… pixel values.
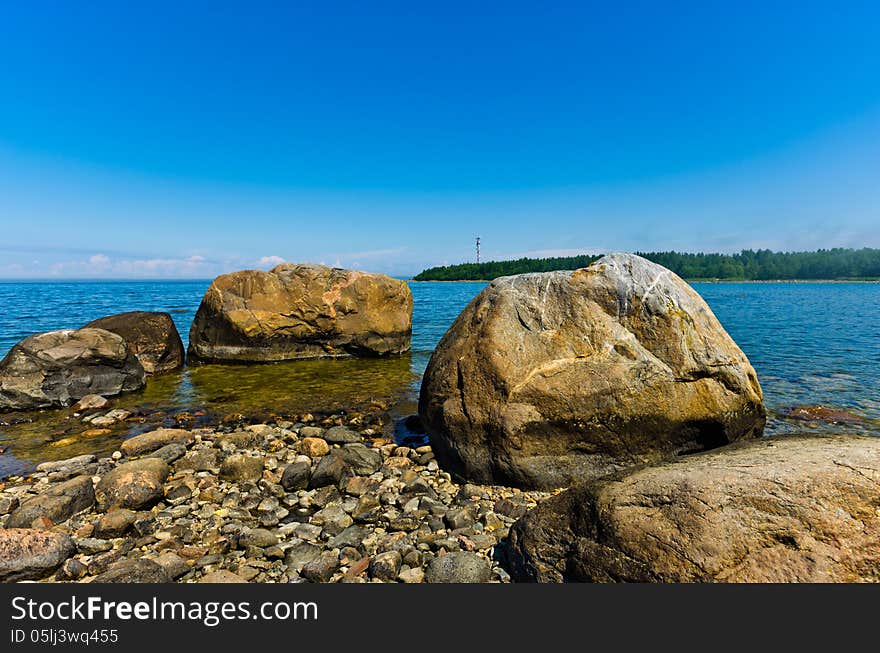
left=0, top=328, right=146, bottom=411
left=187, top=263, right=413, bottom=363
left=83, top=311, right=185, bottom=374
left=506, top=434, right=880, bottom=582
left=419, top=253, right=765, bottom=489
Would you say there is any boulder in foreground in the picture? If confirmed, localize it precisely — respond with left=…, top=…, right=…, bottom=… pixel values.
left=0, top=328, right=146, bottom=411
left=419, top=253, right=765, bottom=489
left=506, top=435, right=880, bottom=582
left=187, top=263, right=413, bottom=363
left=84, top=311, right=185, bottom=374
left=0, top=528, right=75, bottom=582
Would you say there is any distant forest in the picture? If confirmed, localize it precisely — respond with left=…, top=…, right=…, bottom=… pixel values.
left=413, top=248, right=880, bottom=281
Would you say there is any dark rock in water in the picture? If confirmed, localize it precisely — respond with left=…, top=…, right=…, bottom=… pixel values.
left=425, top=552, right=492, bottom=584
left=281, top=461, right=311, bottom=491
left=0, top=328, right=146, bottom=411
left=784, top=405, right=865, bottom=425
left=95, top=458, right=169, bottom=511
left=0, top=528, right=76, bottom=582
left=84, top=311, right=185, bottom=374
left=506, top=435, right=880, bottom=583
left=219, top=454, right=264, bottom=482
left=92, top=558, right=171, bottom=583
left=6, top=475, right=95, bottom=528
left=419, top=253, right=766, bottom=489
left=187, top=263, right=413, bottom=363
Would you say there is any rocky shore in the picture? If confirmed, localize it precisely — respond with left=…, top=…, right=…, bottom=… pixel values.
left=0, top=408, right=551, bottom=583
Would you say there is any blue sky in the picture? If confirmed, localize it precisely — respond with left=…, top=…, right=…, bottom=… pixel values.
left=1, top=1, right=879, bottom=278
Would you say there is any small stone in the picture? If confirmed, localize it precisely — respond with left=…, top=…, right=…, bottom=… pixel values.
left=284, top=543, right=322, bottom=571
left=73, top=394, right=109, bottom=411
left=280, top=461, right=311, bottom=491
left=154, top=552, right=190, bottom=579
left=0, top=496, right=20, bottom=515
left=93, top=558, right=171, bottom=583
left=398, top=567, right=425, bottom=584
left=445, top=507, right=476, bottom=531
left=401, top=477, right=437, bottom=499
left=59, top=558, right=88, bottom=580
left=308, top=453, right=348, bottom=489
left=301, top=553, right=338, bottom=583
left=369, top=550, right=402, bottom=582
left=324, top=426, right=361, bottom=444
left=311, top=503, right=353, bottom=536
left=300, top=437, right=330, bottom=457
left=219, top=454, right=264, bottom=482
left=425, top=552, right=492, bottom=583
left=238, top=528, right=279, bottom=548
left=199, top=570, right=248, bottom=583
left=75, top=537, right=113, bottom=554
left=95, top=458, right=169, bottom=511
left=345, top=476, right=380, bottom=496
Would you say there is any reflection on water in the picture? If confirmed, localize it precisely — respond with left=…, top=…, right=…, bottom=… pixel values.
left=0, top=355, right=418, bottom=477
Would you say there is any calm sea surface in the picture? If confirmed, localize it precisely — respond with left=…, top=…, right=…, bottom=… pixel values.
left=0, top=280, right=878, bottom=476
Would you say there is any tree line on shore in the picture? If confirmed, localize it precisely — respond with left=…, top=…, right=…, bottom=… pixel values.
left=412, top=248, right=880, bottom=281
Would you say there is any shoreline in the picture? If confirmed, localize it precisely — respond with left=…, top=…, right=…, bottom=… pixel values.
left=0, top=411, right=552, bottom=584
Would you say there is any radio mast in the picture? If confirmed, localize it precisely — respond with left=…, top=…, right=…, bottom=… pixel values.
left=476, top=236, right=481, bottom=264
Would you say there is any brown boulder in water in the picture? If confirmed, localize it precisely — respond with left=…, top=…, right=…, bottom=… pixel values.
left=84, top=311, right=185, bottom=374
left=187, top=263, right=412, bottom=363
left=419, top=253, right=765, bottom=489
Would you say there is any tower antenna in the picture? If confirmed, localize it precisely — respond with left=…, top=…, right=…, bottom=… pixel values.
left=476, top=236, right=481, bottom=264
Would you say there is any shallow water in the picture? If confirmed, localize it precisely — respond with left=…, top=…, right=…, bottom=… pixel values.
left=0, top=279, right=878, bottom=477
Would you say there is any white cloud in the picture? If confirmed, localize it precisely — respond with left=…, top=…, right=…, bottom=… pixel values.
left=257, top=255, right=286, bottom=268
left=89, top=253, right=110, bottom=265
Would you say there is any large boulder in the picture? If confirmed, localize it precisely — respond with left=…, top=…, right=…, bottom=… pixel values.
left=419, top=253, right=765, bottom=489
left=0, top=328, right=146, bottom=411
left=6, top=475, right=95, bottom=528
left=0, top=528, right=75, bottom=582
left=84, top=311, right=184, bottom=374
left=506, top=434, right=880, bottom=583
left=187, top=263, right=413, bottom=363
